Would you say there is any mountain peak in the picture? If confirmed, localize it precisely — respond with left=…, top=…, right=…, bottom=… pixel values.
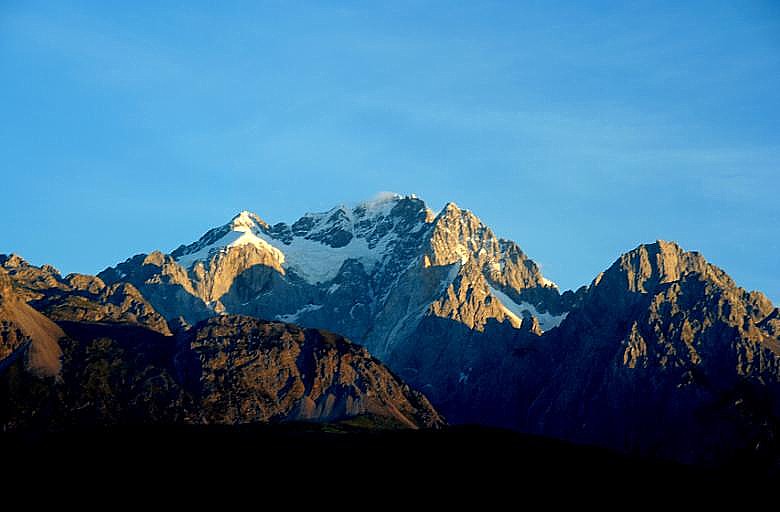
left=171, top=210, right=283, bottom=271
left=230, top=210, right=266, bottom=230
left=353, top=192, right=421, bottom=218
left=653, top=239, right=681, bottom=251
left=0, top=253, right=28, bottom=269
left=592, top=240, right=729, bottom=295
left=111, top=196, right=561, bottom=335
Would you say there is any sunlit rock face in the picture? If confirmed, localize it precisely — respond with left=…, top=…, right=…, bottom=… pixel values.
left=98, top=194, right=570, bottom=423
left=4, top=194, right=780, bottom=466
left=0, top=314, right=443, bottom=431
left=1, top=254, right=170, bottom=335
left=0, top=266, right=63, bottom=378
left=181, top=315, right=443, bottom=428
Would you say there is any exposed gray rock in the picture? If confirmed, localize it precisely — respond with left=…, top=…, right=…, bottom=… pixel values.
left=14, top=195, right=778, bottom=466
left=1, top=255, right=171, bottom=335
left=98, top=195, right=566, bottom=422
left=516, top=241, right=780, bottom=464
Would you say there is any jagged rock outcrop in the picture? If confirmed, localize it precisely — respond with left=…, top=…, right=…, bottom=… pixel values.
left=1, top=315, right=443, bottom=431
left=514, top=241, right=780, bottom=464
left=4, top=195, right=780, bottom=467
left=98, top=195, right=568, bottom=421
left=101, top=195, right=567, bottom=339
left=179, top=316, right=443, bottom=428
left=1, top=255, right=171, bottom=335
left=0, top=268, right=63, bottom=377
left=99, top=252, right=227, bottom=323
left=0, top=254, right=69, bottom=302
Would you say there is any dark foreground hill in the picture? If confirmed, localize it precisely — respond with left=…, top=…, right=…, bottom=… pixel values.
left=1, top=314, right=442, bottom=431
left=2, top=422, right=773, bottom=486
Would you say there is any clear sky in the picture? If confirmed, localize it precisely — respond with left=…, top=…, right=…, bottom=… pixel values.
left=1, top=1, right=779, bottom=302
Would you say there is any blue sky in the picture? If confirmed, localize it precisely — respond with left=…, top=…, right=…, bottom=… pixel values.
left=1, top=1, right=779, bottom=301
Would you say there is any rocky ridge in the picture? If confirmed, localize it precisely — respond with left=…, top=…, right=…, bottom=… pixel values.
left=1, top=254, right=170, bottom=335
left=2, top=195, right=780, bottom=466
left=0, top=267, right=63, bottom=378
left=516, top=241, right=780, bottom=463
left=98, top=195, right=571, bottom=412
left=0, top=314, right=442, bottom=431
left=180, top=315, right=442, bottom=428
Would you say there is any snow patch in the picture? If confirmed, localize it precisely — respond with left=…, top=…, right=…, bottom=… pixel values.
left=262, top=234, right=381, bottom=284
left=254, top=197, right=407, bottom=284
left=232, top=210, right=260, bottom=230
left=488, top=285, right=567, bottom=332
left=175, top=206, right=392, bottom=283
left=275, top=304, right=323, bottom=323
left=409, top=221, right=427, bottom=234
left=176, top=228, right=285, bottom=270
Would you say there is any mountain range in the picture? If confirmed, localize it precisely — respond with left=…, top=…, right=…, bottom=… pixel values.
left=2, top=193, right=779, bottom=468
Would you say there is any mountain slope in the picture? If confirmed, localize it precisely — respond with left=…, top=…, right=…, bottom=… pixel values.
left=1, top=255, right=170, bottom=335
left=98, top=195, right=571, bottom=414
left=1, top=314, right=443, bottom=431
left=514, top=241, right=780, bottom=464
left=0, top=267, right=63, bottom=377
left=179, top=316, right=442, bottom=428
left=12, top=194, right=779, bottom=466
left=101, top=195, right=567, bottom=335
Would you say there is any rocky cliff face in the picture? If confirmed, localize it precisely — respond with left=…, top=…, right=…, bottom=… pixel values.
left=1, top=315, right=443, bottom=430
left=4, top=195, right=780, bottom=467
left=98, top=195, right=568, bottom=419
left=101, top=196, right=567, bottom=339
left=511, top=241, right=780, bottom=464
left=0, top=267, right=63, bottom=378
left=91, top=196, right=780, bottom=465
left=180, top=316, right=442, bottom=428
left=1, top=255, right=171, bottom=335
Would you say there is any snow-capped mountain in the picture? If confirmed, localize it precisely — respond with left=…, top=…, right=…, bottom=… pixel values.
left=171, top=193, right=436, bottom=297
left=4, top=195, right=780, bottom=466
left=98, top=193, right=575, bottom=418
left=102, top=193, right=569, bottom=348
